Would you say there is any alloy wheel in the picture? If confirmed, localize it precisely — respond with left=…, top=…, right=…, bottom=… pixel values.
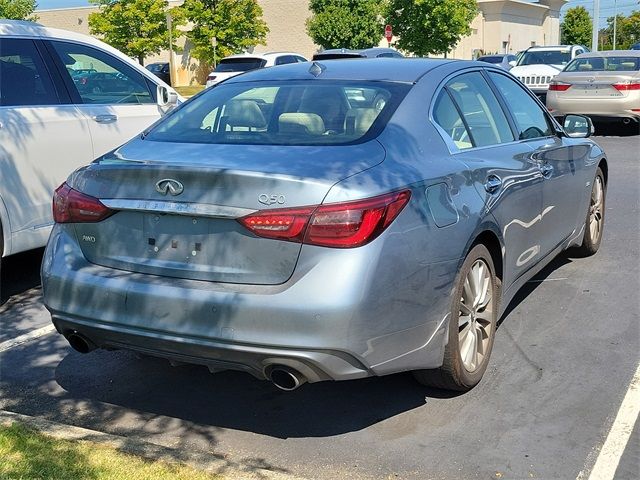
left=458, top=259, right=494, bottom=372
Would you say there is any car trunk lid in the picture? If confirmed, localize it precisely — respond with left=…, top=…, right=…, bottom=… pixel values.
left=559, top=72, right=639, bottom=98
left=68, top=139, right=386, bottom=285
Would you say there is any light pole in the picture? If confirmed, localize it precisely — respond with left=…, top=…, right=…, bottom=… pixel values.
left=613, top=0, right=617, bottom=50
left=166, top=12, right=175, bottom=86
left=592, top=0, right=600, bottom=52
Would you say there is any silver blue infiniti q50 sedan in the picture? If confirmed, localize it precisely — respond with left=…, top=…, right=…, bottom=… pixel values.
left=41, top=59, right=607, bottom=391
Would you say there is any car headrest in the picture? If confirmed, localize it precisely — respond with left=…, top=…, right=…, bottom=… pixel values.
left=0, top=60, right=36, bottom=106
left=344, top=108, right=378, bottom=136
left=224, top=99, right=266, bottom=129
left=279, top=113, right=325, bottom=135
left=620, top=62, right=636, bottom=70
left=578, top=63, right=593, bottom=71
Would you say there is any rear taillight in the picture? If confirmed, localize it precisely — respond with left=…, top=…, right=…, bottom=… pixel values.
left=612, top=82, right=640, bottom=91
left=53, top=183, right=113, bottom=223
left=549, top=81, right=571, bottom=92
left=238, top=190, right=411, bottom=248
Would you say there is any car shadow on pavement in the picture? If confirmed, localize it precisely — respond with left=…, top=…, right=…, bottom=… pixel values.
left=498, top=250, right=574, bottom=324
left=50, top=347, right=460, bottom=439
left=1, top=248, right=44, bottom=306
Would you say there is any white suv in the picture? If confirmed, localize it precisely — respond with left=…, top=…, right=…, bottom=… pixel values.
left=0, top=20, right=182, bottom=257
left=510, top=45, right=589, bottom=101
left=205, top=52, right=307, bottom=88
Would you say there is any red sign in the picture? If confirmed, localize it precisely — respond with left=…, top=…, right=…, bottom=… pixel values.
left=384, top=25, right=393, bottom=42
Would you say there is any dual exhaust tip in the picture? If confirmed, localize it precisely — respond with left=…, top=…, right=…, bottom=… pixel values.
left=268, top=365, right=307, bottom=391
left=65, top=332, right=308, bottom=391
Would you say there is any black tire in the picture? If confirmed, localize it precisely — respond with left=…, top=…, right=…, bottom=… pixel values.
left=575, top=167, right=606, bottom=257
left=414, top=244, right=499, bottom=391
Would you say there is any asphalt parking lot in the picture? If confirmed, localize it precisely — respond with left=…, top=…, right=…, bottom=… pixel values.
left=1, top=132, right=638, bottom=479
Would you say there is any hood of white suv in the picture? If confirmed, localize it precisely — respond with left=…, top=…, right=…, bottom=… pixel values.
left=510, top=64, right=563, bottom=76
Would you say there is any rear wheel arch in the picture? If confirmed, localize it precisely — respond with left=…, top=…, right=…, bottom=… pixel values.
left=470, top=229, right=503, bottom=285
left=598, top=158, right=608, bottom=186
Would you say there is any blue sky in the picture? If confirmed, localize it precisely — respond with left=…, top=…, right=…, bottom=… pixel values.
left=36, top=0, right=639, bottom=25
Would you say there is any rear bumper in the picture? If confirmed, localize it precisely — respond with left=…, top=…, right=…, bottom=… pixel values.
left=42, top=225, right=455, bottom=382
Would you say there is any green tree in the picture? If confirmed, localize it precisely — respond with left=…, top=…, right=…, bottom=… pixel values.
left=0, top=0, right=37, bottom=20
left=621, top=10, right=640, bottom=48
left=306, top=0, right=384, bottom=50
left=385, top=0, right=478, bottom=57
left=561, top=6, right=592, bottom=46
left=181, top=0, right=268, bottom=67
left=88, top=0, right=182, bottom=65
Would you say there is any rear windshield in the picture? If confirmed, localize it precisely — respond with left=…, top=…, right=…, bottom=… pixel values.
left=214, top=58, right=267, bottom=72
left=478, top=56, right=504, bottom=64
left=564, top=56, right=640, bottom=72
left=145, top=80, right=410, bottom=146
left=518, top=50, right=571, bottom=66
left=146, top=63, right=165, bottom=72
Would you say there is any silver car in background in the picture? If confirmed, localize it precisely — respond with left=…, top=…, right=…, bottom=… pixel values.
left=547, top=50, right=640, bottom=127
left=42, top=59, right=607, bottom=392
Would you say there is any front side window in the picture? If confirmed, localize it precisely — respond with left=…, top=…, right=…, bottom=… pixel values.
left=51, top=41, right=153, bottom=105
left=442, top=72, right=514, bottom=148
left=0, top=38, right=60, bottom=107
left=275, top=55, right=296, bottom=65
left=489, top=72, right=553, bottom=140
left=146, top=80, right=409, bottom=146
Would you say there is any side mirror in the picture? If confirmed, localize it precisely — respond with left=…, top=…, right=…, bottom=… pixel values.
left=508, top=60, right=517, bottom=67
left=157, top=85, right=179, bottom=113
left=563, top=114, right=594, bottom=138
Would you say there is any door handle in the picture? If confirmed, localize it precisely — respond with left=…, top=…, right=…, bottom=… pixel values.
left=92, top=114, right=118, bottom=124
left=484, top=175, right=502, bottom=194
left=540, top=163, right=554, bottom=178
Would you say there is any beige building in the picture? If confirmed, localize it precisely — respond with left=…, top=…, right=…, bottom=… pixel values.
left=36, top=0, right=566, bottom=85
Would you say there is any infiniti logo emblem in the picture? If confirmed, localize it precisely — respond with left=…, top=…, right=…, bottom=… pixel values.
left=155, top=178, right=184, bottom=196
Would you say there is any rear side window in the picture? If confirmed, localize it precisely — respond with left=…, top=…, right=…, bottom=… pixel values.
left=50, top=41, right=154, bottom=105
left=488, top=72, right=552, bottom=140
left=0, top=38, right=60, bottom=107
left=433, top=91, right=472, bottom=150
left=146, top=80, right=409, bottom=146
left=442, top=72, right=514, bottom=148
left=275, top=55, right=296, bottom=65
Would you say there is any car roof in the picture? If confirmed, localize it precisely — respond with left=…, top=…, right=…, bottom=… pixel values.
left=225, top=58, right=459, bottom=84
left=315, top=47, right=402, bottom=58
left=526, top=45, right=580, bottom=51
left=575, top=50, right=640, bottom=58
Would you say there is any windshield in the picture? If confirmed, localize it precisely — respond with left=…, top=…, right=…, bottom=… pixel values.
left=564, top=56, right=640, bottom=72
left=145, top=80, right=410, bottom=146
left=214, top=58, right=267, bottom=72
left=518, top=50, right=572, bottom=66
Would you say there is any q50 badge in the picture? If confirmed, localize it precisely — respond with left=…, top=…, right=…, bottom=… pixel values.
left=258, top=194, right=285, bottom=206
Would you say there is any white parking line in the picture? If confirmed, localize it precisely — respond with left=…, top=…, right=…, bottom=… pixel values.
left=0, top=324, right=56, bottom=352
left=580, top=362, right=640, bottom=480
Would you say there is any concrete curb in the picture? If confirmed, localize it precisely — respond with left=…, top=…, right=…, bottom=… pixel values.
left=0, top=410, right=308, bottom=480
